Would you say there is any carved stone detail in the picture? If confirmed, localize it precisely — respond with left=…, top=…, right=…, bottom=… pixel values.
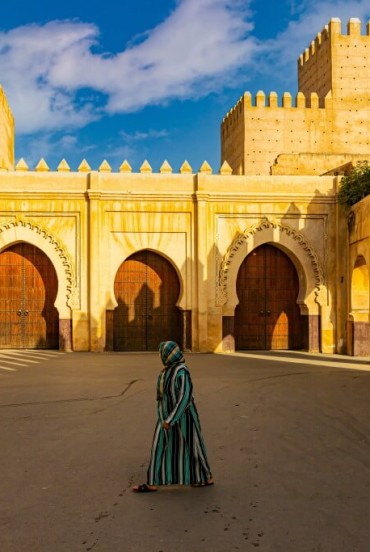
left=0, top=217, right=78, bottom=309
left=216, top=217, right=325, bottom=306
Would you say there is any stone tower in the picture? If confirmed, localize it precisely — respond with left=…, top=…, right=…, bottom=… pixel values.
left=221, top=17, right=370, bottom=176
left=0, top=86, right=14, bottom=170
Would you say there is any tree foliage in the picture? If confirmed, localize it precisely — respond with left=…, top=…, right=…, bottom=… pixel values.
left=337, top=161, right=370, bottom=206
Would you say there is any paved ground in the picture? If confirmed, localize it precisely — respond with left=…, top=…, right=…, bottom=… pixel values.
left=1, top=350, right=370, bottom=552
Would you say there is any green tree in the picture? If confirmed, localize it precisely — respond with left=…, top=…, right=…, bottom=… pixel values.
left=337, top=161, right=370, bottom=206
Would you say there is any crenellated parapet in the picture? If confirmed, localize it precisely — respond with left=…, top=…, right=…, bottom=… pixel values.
left=298, top=18, right=370, bottom=68
left=298, top=17, right=370, bottom=106
left=9, top=158, right=232, bottom=175
left=222, top=16, right=370, bottom=176
left=221, top=90, right=327, bottom=134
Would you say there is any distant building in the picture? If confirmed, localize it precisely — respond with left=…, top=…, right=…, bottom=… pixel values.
left=0, top=18, right=369, bottom=355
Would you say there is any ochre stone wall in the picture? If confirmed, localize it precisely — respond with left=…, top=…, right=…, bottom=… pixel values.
left=0, top=87, right=14, bottom=170
left=298, top=18, right=370, bottom=107
left=1, top=16, right=369, bottom=354
left=347, top=196, right=370, bottom=355
left=222, top=18, right=370, bottom=177
left=0, top=166, right=342, bottom=354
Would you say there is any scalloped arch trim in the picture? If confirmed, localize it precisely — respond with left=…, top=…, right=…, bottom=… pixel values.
left=0, top=218, right=78, bottom=313
left=216, top=218, right=325, bottom=307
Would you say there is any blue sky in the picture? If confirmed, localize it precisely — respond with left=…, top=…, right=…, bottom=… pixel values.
left=1, top=0, right=370, bottom=172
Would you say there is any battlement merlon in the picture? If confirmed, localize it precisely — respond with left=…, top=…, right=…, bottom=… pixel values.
left=221, top=90, right=328, bottom=132
left=298, top=17, right=370, bottom=67
left=0, top=85, right=15, bottom=170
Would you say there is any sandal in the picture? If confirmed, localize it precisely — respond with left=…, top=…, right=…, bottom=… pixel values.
left=132, top=483, right=158, bottom=493
left=191, top=479, right=215, bottom=487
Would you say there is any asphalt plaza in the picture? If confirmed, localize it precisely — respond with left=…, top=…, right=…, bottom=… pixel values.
left=1, top=351, right=370, bottom=552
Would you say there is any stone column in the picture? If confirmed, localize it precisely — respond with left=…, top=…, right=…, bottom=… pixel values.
left=105, top=310, right=114, bottom=351
left=195, top=189, right=209, bottom=351
left=87, top=177, right=105, bottom=352
left=222, top=316, right=235, bottom=352
left=59, top=319, right=72, bottom=351
left=308, top=315, right=321, bottom=352
left=181, top=310, right=192, bottom=351
left=349, top=314, right=370, bottom=356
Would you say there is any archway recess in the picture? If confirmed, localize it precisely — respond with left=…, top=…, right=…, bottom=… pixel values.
left=235, top=244, right=302, bottom=350
left=0, top=218, right=77, bottom=317
left=0, top=243, right=59, bottom=348
left=112, top=250, right=182, bottom=351
left=217, top=218, right=326, bottom=352
left=0, top=218, right=78, bottom=350
left=217, top=218, right=325, bottom=314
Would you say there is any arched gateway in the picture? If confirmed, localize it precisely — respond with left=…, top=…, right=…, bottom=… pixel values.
left=235, top=244, right=302, bottom=350
left=0, top=243, right=59, bottom=348
left=113, top=250, right=182, bottom=351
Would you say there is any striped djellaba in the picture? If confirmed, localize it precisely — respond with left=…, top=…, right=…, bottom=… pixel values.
left=147, top=341, right=212, bottom=486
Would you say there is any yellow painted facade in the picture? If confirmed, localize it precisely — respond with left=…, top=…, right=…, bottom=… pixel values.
left=0, top=17, right=369, bottom=355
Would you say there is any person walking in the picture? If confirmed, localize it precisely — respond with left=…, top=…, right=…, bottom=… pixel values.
left=133, top=341, right=214, bottom=492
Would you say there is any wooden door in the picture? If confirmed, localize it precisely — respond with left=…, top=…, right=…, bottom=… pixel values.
left=235, top=244, right=302, bottom=350
left=0, top=243, right=59, bottom=349
left=113, top=250, right=181, bottom=351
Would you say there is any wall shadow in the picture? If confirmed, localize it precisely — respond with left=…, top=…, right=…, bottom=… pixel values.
left=108, top=250, right=184, bottom=352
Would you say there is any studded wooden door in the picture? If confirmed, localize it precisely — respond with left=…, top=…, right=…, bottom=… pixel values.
left=235, top=244, right=302, bottom=350
left=0, top=243, right=59, bottom=349
left=113, top=250, right=181, bottom=351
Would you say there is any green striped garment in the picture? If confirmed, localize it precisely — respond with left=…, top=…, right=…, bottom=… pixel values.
left=147, top=341, right=212, bottom=485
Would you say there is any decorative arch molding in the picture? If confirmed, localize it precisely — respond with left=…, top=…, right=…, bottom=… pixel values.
left=0, top=217, right=78, bottom=317
left=216, top=217, right=326, bottom=314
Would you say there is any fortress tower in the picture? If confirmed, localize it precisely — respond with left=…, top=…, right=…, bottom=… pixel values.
left=0, top=86, right=14, bottom=170
left=221, top=17, right=370, bottom=176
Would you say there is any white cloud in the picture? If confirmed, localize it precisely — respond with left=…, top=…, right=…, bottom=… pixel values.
left=0, top=21, right=101, bottom=133
left=120, top=129, right=169, bottom=142
left=1, top=0, right=369, bottom=136
left=0, top=0, right=256, bottom=134
left=261, top=0, right=370, bottom=75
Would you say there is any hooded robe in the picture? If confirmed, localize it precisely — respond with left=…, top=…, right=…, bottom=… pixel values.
left=147, top=341, right=212, bottom=486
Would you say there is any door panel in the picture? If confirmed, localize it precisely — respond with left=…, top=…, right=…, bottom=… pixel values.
left=235, top=244, right=302, bottom=350
left=113, top=250, right=181, bottom=351
left=0, top=243, right=59, bottom=349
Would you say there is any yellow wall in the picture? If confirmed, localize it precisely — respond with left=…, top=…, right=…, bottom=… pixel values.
left=0, top=87, right=14, bottom=170
left=222, top=18, right=370, bottom=177
left=0, top=166, right=342, bottom=353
